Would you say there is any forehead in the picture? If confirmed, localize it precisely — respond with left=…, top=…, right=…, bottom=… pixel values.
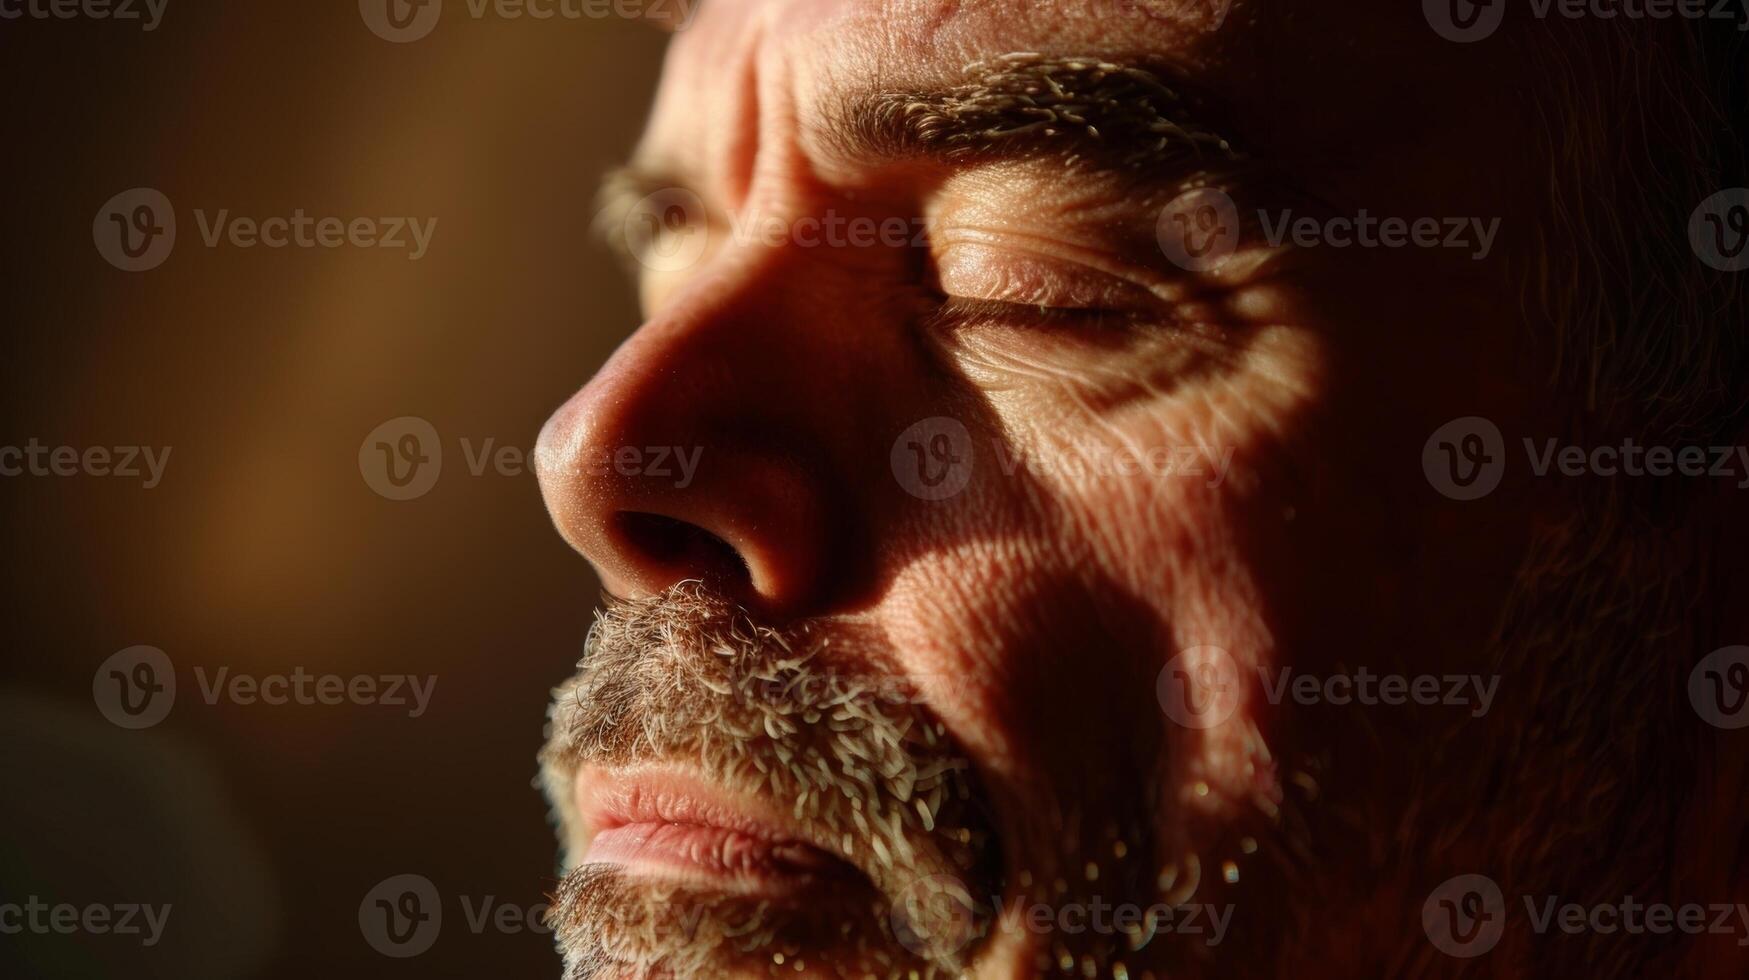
left=639, top=0, right=1545, bottom=211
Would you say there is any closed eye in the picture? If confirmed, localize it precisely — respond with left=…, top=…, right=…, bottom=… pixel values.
left=924, top=295, right=1143, bottom=334
left=931, top=233, right=1161, bottom=303
left=925, top=235, right=1164, bottom=334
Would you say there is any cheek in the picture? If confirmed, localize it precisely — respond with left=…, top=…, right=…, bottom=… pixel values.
left=870, top=438, right=1292, bottom=824
left=1012, top=327, right=1321, bottom=648
left=869, top=319, right=1326, bottom=855
left=952, top=337, right=1325, bottom=809
left=1072, top=471, right=1287, bottom=819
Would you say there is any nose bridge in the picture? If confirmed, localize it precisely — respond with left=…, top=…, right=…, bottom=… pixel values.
left=588, top=239, right=881, bottom=448
left=536, top=240, right=920, bottom=614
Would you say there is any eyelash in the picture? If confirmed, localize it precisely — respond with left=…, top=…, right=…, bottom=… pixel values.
left=924, top=295, right=1143, bottom=333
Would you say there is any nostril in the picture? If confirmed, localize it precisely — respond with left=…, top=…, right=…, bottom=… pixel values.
left=613, top=511, right=750, bottom=590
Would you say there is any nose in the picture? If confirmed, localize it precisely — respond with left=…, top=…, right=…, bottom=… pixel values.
left=534, top=257, right=905, bottom=615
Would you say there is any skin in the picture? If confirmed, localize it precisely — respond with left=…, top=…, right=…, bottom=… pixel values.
left=534, top=1, right=1748, bottom=976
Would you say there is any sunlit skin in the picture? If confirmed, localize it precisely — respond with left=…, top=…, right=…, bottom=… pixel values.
left=534, top=1, right=1749, bottom=977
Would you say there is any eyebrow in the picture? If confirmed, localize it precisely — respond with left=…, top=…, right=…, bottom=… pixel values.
left=590, top=52, right=1250, bottom=257
left=828, top=52, right=1247, bottom=174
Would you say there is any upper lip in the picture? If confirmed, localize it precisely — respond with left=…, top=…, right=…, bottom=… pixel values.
left=575, top=764, right=863, bottom=875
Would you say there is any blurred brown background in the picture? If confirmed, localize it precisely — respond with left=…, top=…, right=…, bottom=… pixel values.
left=0, top=2, right=669, bottom=975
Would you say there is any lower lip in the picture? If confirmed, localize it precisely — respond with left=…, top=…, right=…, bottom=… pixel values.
left=585, top=822, right=845, bottom=896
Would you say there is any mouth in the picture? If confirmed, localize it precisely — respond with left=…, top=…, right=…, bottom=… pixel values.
left=539, top=585, right=1003, bottom=977
left=575, top=767, right=865, bottom=899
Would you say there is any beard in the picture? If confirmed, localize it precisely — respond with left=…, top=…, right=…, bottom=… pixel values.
left=537, top=583, right=1003, bottom=979
left=536, top=490, right=1708, bottom=979
left=1262, top=499, right=1710, bottom=979
left=536, top=577, right=1295, bottom=980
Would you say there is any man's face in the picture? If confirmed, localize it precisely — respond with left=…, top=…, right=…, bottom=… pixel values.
left=534, top=1, right=1577, bottom=976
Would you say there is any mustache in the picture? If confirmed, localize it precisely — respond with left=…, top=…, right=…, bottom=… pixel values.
left=538, top=583, right=1002, bottom=978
